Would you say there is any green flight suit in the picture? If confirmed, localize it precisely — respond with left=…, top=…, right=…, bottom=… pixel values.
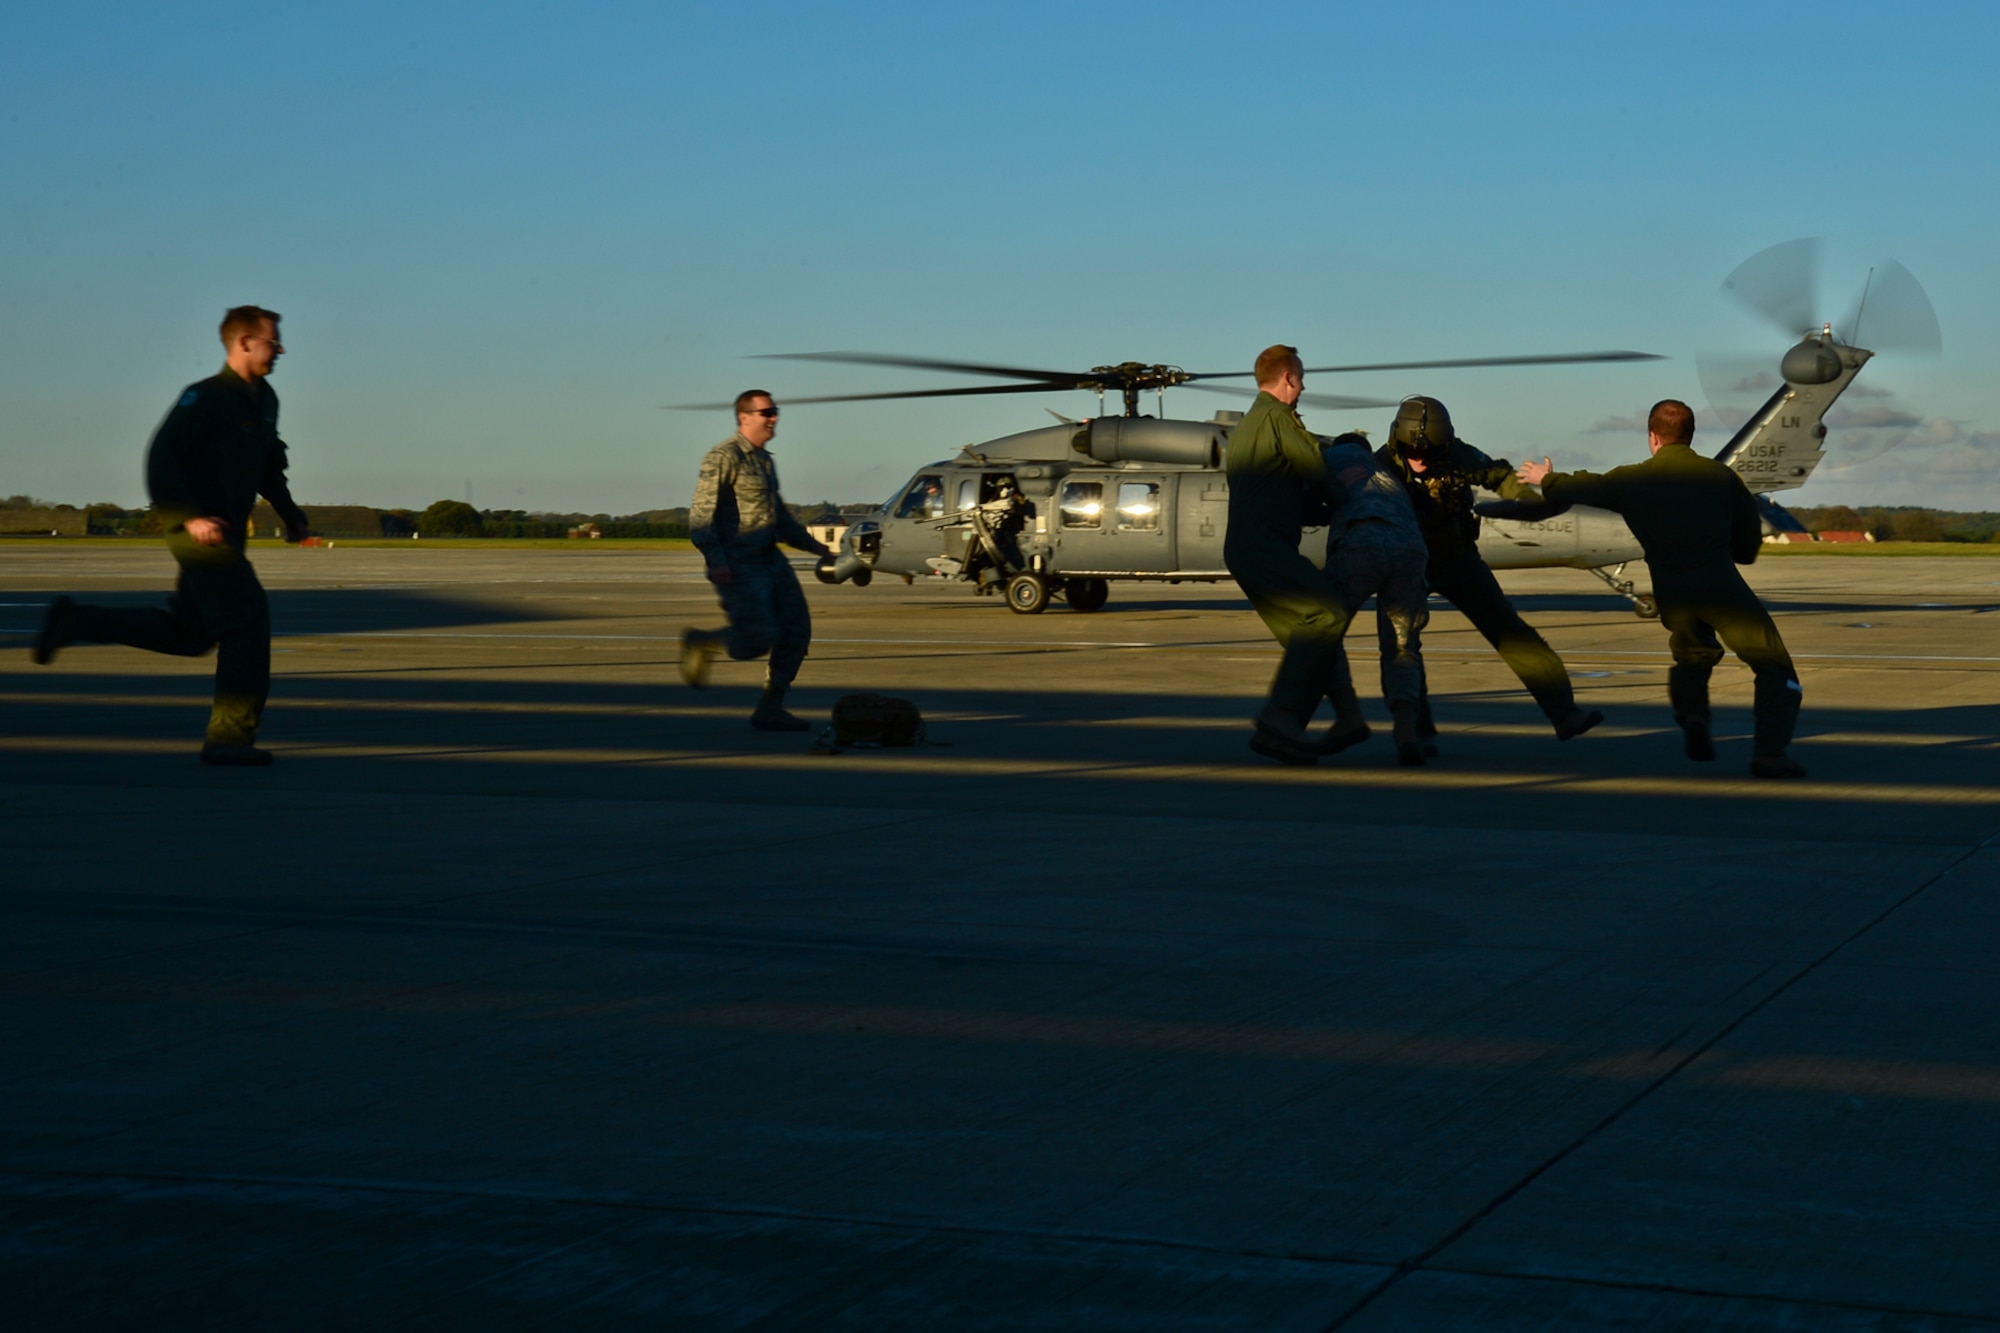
left=1378, top=438, right=1579, bottom=729
left=65, top=368, right=307, bottom=746
left=1541, top=444, right=1800, bottom=756
left=1224, top=392, right=1351, bottom=725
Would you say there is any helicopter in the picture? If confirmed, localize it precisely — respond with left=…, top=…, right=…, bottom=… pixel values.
left=679, top=244, right=1937, bottom=615
left=745, top=348, right=1667, bottom=614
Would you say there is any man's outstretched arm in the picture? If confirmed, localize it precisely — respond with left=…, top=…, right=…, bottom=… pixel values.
left=1519, top=457, right=1612, bottom=509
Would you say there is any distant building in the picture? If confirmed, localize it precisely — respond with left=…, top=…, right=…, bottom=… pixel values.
left=1817, top=531, right=1873, bottom=543
left=806, top=522, right=847, bottom=550
left=568, top=522, right=602, bottom=539
left=1764, top=532, right=1815, bottom=544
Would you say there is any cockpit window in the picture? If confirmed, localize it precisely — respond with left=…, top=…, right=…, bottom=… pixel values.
left=895, top=475, right=945, bottom=520
left=1060, top=481, right=1103, bottom=529
left=956, top=478, right=978, bottom=513
left=1116, top=482, right=1161, bottom=531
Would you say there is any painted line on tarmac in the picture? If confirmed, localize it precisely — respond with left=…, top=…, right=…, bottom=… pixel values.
left=14, top=623, right=1999, bottom=667
left=0, top=691, right=1019, bottom=723
left=664, top=1001, right=2000, bottom=1104
left=266, top=630, right=1186, bottom=649
left=6, top=694, right=1991, bottom=749
left=6, top=734, right=1998, bottom=804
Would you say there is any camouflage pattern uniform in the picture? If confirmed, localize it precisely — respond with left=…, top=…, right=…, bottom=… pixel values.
left=1224, top=391, right=1353, bottom=751
left=1320, top=436, right=1428, bottom=710
left=51, top=368, right=307, bottom=749
left=1541, top=444, right=1802, bottom=761
left=687, top=434, right=830, bottom=697
left=1378, top=436, right=1584, bottom=733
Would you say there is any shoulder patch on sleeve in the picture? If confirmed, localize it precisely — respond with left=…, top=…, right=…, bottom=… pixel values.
left=178, top=389, right=200, bottom=408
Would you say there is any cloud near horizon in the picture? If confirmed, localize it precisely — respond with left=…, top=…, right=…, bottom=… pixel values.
left=1584, top=413, right=1648, bottom=434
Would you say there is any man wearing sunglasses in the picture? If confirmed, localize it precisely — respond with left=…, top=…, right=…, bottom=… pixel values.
left=31, top=305, right=310, bottom=765
left=681, top=390, right=836, bottom=730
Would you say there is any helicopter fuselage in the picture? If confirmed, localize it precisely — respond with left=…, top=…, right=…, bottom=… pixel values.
left=825, top=414, right=1648, bottom=611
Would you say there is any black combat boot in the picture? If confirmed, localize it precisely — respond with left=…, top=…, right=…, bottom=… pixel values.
left=1414, top=699, right=1439, bottom=757
left=32, top=596, right=77, bottom=666
left=1316, top=688, right=1371, bottom=756
left=200, top=742, right=275, bottom=767
left=1680, top=716, right=1715, bottom=762
left=1553, top=707, right=1604, bottom=741
left=1749, top=751, right=1807, bottom=779
left=750, top=685, right=810, bottom=732
left=1390, top=703, right=1425, bottom=767
left=1249, top=706, right=1319, bottom=766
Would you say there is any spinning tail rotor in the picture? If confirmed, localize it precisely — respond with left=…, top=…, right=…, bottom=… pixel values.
left=1701, top=239, right=1941, bottom=471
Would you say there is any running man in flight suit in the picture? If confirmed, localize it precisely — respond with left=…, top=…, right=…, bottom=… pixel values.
left=32, top=305, right=309, bottom=766
left=1520, top=399, right=1806, bottom=778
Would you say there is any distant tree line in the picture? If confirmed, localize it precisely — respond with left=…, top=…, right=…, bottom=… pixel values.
left=9, top=491, right=2000, bottom=544
left=1788, top=505, right=2000, bottom=543
left=5, top=496, right=881, bottom=538
left=11, top=491, right=2000, bottom=545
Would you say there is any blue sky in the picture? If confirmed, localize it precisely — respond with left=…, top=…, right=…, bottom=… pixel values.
left=5, top=1, right=1997, bottom=512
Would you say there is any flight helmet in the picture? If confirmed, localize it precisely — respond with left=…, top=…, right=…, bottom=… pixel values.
left=1389, top=396, right=1456, bottom=463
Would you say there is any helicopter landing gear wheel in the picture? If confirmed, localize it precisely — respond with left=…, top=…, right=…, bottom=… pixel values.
left=1633, top=594, right=1659, bottom=619
left=851, top=567, right=873, bottom=588
left=1065, top=577, right=1109, bottom=612
left=1005, top=572, right=1050, bottom=614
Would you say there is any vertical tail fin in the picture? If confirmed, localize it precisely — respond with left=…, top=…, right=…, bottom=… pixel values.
left=1712, top=330, right=1872, bottom=493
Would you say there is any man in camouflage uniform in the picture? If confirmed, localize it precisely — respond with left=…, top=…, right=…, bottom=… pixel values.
left=1319, top=431, right=1432, bottom=766
left=1521, top=400, right=1805, bottom=778
left=681, top=389, right=836, bottom=731
left=1378, top=395, right=1601, bottom=749
left=32, top=305, right=309, bottom=766
left=1224, top=345, right=1366, bottom=765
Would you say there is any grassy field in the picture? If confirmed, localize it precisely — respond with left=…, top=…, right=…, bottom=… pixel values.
left=1759, top=541, right=2000, bottom=557
left=8, top=536, right=2000, bottom=558
left=0, top=536, right=698, bottom=552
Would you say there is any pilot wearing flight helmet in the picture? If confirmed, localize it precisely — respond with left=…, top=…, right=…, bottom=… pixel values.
left=1377, top=395, right=1602, bottom=750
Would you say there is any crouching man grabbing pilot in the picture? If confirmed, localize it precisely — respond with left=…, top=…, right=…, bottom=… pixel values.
left=1319, top=431, right=1432, bottom=766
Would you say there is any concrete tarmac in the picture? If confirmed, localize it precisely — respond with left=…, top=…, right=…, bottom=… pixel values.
left=3, top=543, right=1998, bottom=1329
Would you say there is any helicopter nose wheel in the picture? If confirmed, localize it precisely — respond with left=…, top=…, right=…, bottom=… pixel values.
left=1633, top=594, right=1659, bottom=619
left=1005, top=572, right=1050, bottom=614
left=1064, top=577, right=1109, bottom=612
left=851, top=568, right=873, bottom=587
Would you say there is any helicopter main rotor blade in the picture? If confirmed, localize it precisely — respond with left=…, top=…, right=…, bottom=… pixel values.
left=1721, top=237, right=1823, bottom=337
left=1177, top=382, right=1399, bottom=411
left=753, top=351, right=1090, bottom=385
left=663, top=381, right=1083, bottom=410
left=1183, top=350, right=1664, bottom=380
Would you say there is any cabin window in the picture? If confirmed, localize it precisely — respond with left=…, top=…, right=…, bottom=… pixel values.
left=1059, top=481, right=1103, bottom=529
left=1116, top=482, right=1161, bottom=531
left=956, top=478, right=978, bottom=512
left=895, top=475, right=945, bottom=520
